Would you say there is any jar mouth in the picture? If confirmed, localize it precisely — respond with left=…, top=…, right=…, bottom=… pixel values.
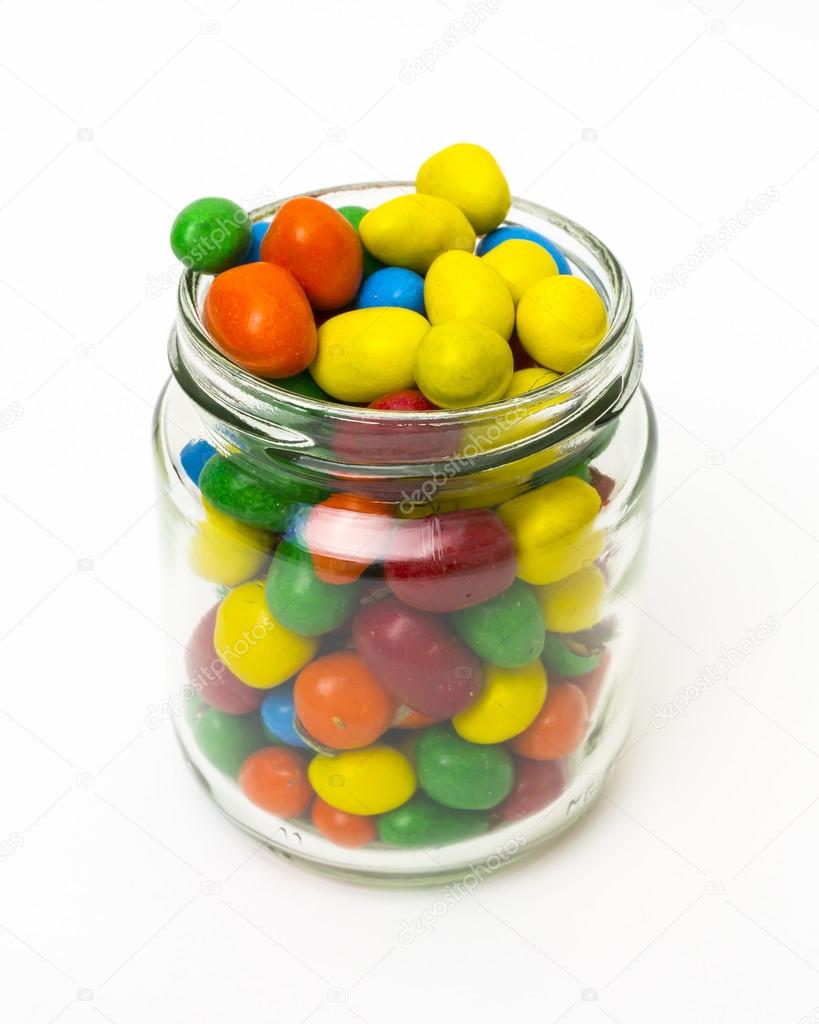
left=171, top=181, right=639, bottom=476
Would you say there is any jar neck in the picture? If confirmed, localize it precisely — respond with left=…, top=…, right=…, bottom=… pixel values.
left=170, top=182, right=640, bottom=485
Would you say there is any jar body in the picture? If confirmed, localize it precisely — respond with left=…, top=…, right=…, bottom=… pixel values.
left=152, top=370, right=656, bottom=881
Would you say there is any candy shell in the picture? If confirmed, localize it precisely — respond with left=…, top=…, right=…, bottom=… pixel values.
left=477, top=225, right=571, bottom=276
left=378, top=794, right=489, bottom=847
left=452, top=660, right=547, bottom=744
left=170, top=197, right=251, bottom=274
left=424, top=250, right=514, bottom=339
left=308, top=745, right=416, bottom=815
left=355, top=266, right=426, bottom=314
left=416, top=143, right=510, bottom=234
left=415, top=725, right=514, bottom=811
left=360, top=194, right=475, bottom=274
left=414, top=319, right=513, bottom=409
left=451, top=580, right=544, bottom=667
left=517, top=276, right=607, bottom=373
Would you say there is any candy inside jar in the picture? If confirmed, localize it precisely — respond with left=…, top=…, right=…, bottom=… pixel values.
left=156, top=148, right=654, bottom=881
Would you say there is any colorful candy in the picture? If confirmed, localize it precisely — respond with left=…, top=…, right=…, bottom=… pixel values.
left=311, top=797, right=378, bottom=848
left=416, top=143, right=510, bottom=234
left=309, top=307, right=430, bottom=402
left=540, top=566, right=606, bottom=633
left=204, top=262, right=317, bottom=378
left=265, top=540, right=360, bottom=636
left=259, top=683, right=310, bottom=749
left=481, top=239, right=559, bottom=305
left=416, top=725, right=514, bottom=810
left=511, top=682, right=589, bottom=761
left=186, top=605, right=265, bottom=715
left=494, top=758, right=568, bottom=821
left=355, top=266, right=426, bottom=314
left=477, top=224, right=571, bottom=276
left=187, top=502, right=270, bottom=587
left=517, top=276, right=608, bottom=373
left=180, top=438, right=217, bottom=486
left=337, top=205, right=384, bottom=278
left=213, top=580, right=318, bottom=688
left=308, top=745, right=416, bottom=815
left=170, top=197, right=251, bottom=274
left=378, top=795, right=489, bottom=847
left=303, top=493, right=393, bottom=584
left=451, top=580, right=544, bottom=667
left=414, top=320, right=513, bottom=409
left=193, top=707, right=266, bottom=776
left=239, top=747, right=313, bottom=817
left=359, top=194, right=475, bottom=274
left=294, top=652, right=396, bottom=750
left=452, top=660, right=547, bottom=744
left=424, top=250, right=514, bottom=339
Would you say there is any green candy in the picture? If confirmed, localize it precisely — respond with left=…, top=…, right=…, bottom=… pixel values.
left=378, top=795, right=489, bottom=848
left=199, top=455, right=327, bottom=532
left=541, top=633, right=602, bottom=677
left=451, top=580, right=544, bottom=668
left=566, top=458, right=592, bottom=484
left=276, top=371, right=331, bottom=402
left=170, top=197, right=251, bottom=274
left=265, top=540, right=359, bottom=636
left=337, top=205, right=385, bottom=278
left=193, top=708, right=266, bottom=777
left=416, top=725, right=514, bottom=811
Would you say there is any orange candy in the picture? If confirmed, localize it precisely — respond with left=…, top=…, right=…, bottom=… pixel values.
left=305, top=493, right=394, bottom=585
left=294, top=651, right=396, bottom=750
left=511, top=683, right=589, bottom=761
left=238, top=747, right=312, bottom=817
left=204, top=262, right=316, bottom=378
left=311, top=797, right=377, bottom=848
left=260, top=197, right=363, bottom=310
left=393, top=707, right=441, bottom=730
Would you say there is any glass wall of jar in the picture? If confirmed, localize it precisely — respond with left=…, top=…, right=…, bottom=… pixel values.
left=152, top=184, right=657, bottom=882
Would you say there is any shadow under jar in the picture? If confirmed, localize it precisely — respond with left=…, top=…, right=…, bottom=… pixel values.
left=152, top=182, right=657, bottom=883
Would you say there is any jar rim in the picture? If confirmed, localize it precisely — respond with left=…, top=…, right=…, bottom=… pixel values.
left=171, top=181, right=640, bottom=474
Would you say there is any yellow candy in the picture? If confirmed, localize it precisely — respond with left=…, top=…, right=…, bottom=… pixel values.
left=214, top=580, right=317, bottom=688
left=309, top=307, right=430, bottom=403
left=416, top=142, right=511, bottom=234
left=540, top=566, right=607, bottom=633
left=415, top=319, right=513, bottom=409
left=187, top=503, right=270, bottom=586
left=359, top=194, right=475, bottom=274
left=482, top=240, right=558, bottom=305
left=453, top=661, right=547, bottom=744
left=517, top=276, right=608, bottom=373
left=308, top=745, right=416, bottom=815
left=424, top=251, right=514, bottom=339
left=498, top=477, right=602, bottom=585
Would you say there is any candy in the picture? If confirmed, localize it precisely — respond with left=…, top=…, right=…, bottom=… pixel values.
left=213, top=580, right=318, bottom=688
left=494, top=758, right=568, bottom=821
left=276, top=370, right=331, bottom=401
left=204, top=262, right=317, bottom=378
left=311, top=797, right=377, bottom=848
left=170, top=197, right=251, bottom=274
left=193, top=707, right=266, bottom=776
left=243, top=220, right=270, bottom=264
left=451, top=580, right=544, bottom=667
left=511, top=682, right=589, bottom=760
left=517, top=276, right=608, bottom=373
left=385, top=509, right=516, bottom=612
left=302, top=493, right=394, bottom=585
left=199, top=454, right=326, bottom=533
left=414, top=320, right=513, bottom=409
left=260, top=197, right=362, bottom=310
left=452, top=660, right=547, bottom=744
left=355, top=266, right=426, bottom=314
left=353, top=597, right=482, bottom=718
left=494, top=366, right=562, bottom=447
left=309, top=307, right=430, bottom=403
left=541, top=633, right=602, bottom=677
left=481, top=239, right=559, bottom=305
left=239, top=747, right=312, bottom=817
left=540, top=566, right=606, bottom=632
left=187, top=502, right=270, bottom=587
left=359, top=194, right=475, bottom=274
left=294, top=652, right=395, bottom=750
left=265, top=540, right=360, bottom=636
left=570, top=647, right=612, bottom=712
left=424, top=251, right=514, bottom=339
left=498, top=477, right=602, bottom=585
left=378, top=794, right=489, bottom=848
left=180, top=439, right=217, bottom=486
left=415, top=725, right=514, bottom=810
left=260, top=683, right=310, bottom=748
left=308, top=745, right=416, bottom=815
left=186, top=605, right=265, bottom=714
left=477, top=225, right=571, bottom=276
left=332, top=390, right=459, bottom=465
left=416, top=143, right=510, bottom=234
left=337, top=205, right=384, bottom=279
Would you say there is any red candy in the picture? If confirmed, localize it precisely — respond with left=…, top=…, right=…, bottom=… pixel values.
left=204, top=262, right=317, bottom=378
left=353, top=596, right=482, bottom=718
left=494, top=758, right=568, bottom=821
left=261, top=197, right=362, bottom=310
left=185, top=605, right=264, bottom=715
left=333, top=390, right=461, bottom=465
left=385, top=509, right=516, bottom=613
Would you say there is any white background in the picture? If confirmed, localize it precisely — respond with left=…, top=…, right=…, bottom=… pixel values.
left=2, top=0, right=818, bottom=1021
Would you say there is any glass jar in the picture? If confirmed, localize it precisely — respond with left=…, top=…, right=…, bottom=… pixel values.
left=152, top=182, right=656, bottom=882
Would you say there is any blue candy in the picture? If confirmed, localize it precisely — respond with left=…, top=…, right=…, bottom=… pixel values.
left=354, top=266, right=426, bottom=314
left=260, top=684, right=309, bottom=749
left=477, top=225, right=571, bottom=275
left=180, top=439, right=217, bottom=486
left=243, top=221, right=270, bottom=264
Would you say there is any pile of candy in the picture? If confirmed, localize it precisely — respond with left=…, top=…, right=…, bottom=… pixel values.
left=171, top=144, right=617, bottom=851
